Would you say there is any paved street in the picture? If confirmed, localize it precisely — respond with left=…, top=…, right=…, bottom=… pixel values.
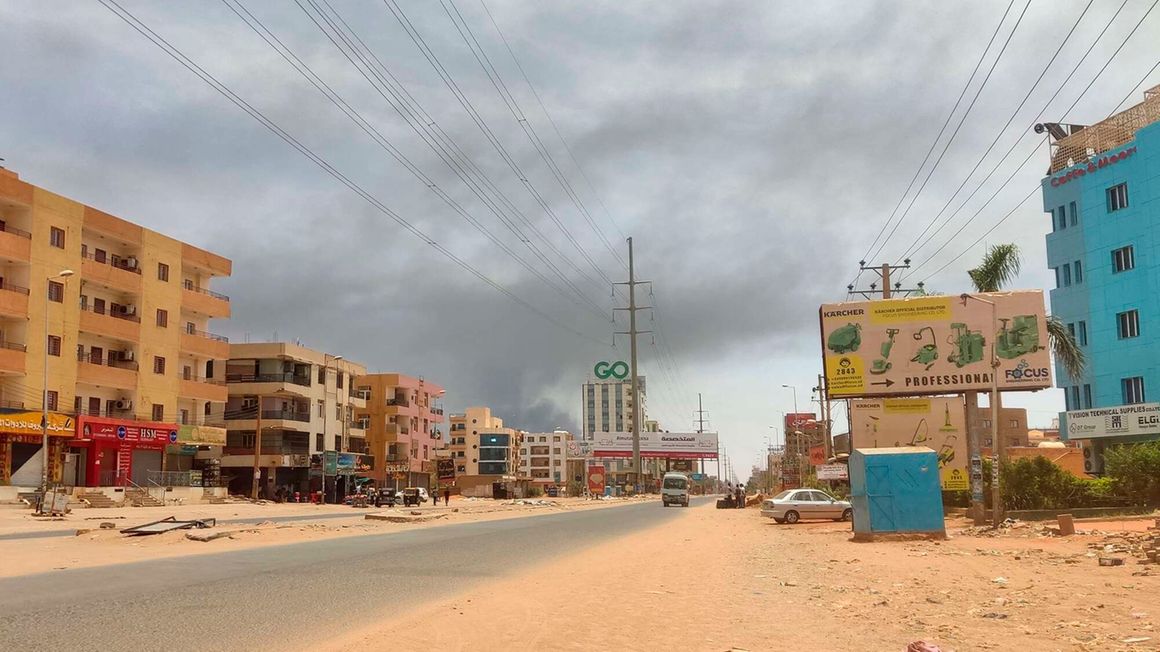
left=0, top=498, right=704, bottom=651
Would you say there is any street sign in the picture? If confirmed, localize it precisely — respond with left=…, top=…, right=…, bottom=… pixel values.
left=816, top=464, right=848, bottom=480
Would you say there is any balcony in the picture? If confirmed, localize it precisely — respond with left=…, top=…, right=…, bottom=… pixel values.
left=0, top=282, right=29, bottom=319
left=0, top=224, right=31, bottom=263
left=81, top=254, right=142, bottom=294
left=179, top=376, right=227, bottom=402
left=180, top=328, right=229, bottom=359
left=260, top=409, right=310, bottom=423
left=79, top=305, right=140, bottom=343
left=76, top=354, right=138, bottom=391
left=0, top=342, right=25, bottom=375
left=182, top=281, right=230, bottom=318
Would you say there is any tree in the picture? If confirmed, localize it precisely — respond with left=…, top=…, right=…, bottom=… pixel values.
left=967, top=243, right=1085, bottom=379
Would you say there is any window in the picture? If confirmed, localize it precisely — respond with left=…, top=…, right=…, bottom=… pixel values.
left=1112, top=245, right=1135, bottom=273
left=95, top=248, right=107, bottom=263
left=89, top=346, right=103, bottom=365
left=88, top=397, right=101, bottom=416
left=1069, top=201, right=1078, bottom=226
left=151, top=404, right=164, bottom=421
left=336, top=372, right=344, bottom=390
left=1078, top=321, right=1088, bottom=346
left=185, top=322, right=196, bottom=335
left=93, top=298, right=106, bottom=315
left=553, top=447, right=562, bottom=455
left=1061, top=264, right=1072, bottom=287
left=317, top=399, right=324, bottom=417
left=46, top=390, right=58, bottom=411
left=49, top=226, right=65, bottom=249
left=1107, top=183, right=1128, bottom=212
left=1056, top=206, right=1067, bottom=231
left=1069, top=386, right=1080, bottom=411
left=335, top=403, right=342, bottom=420
left=1117, top=310, right=1140, bottom=339
left=1074, top=260, right=1083, bottom=284
left=156, top=309, right=168, bottom=327
left=47, top=280, right=64, bottom=303
left=317, top=365, right=325, bottom=385
left=46, top=335, right=61, bottom=357
left=153, top=356, right=166, bottom=374
left=1067, top=323, right=1075, bottom=339
left=316, top=433, right=324, bottom=451
left=334, top=435, right=341, bottom=451
left=1083, top=384, right=1092, bottom=409
left=157, top=262, right=169, bottom=282
left=1123, top=376, right=1146, bottom=404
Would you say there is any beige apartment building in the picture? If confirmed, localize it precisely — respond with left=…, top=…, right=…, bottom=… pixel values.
left=973, top=407, right=1030, bottom=450
left=519, top=430, right=572, bottom=490
left=356, top=373, right=444, bottom=489
left=448, top=406, right=527, bottom=498
left=222, top=342, right=366, bottom=501
left=0, top=168, right=232, bottom=488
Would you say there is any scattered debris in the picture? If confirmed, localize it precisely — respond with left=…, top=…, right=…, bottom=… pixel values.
left=981, top=612, right=1008, bottom=620
left=992, top=577, right=1008, bottom=585
left=120, top=517, right=216, bottom=536
left=906, top=642, right=942, bottom=652
left=1099, top=558, right=1125, bottom=567
left=1122, top=636, right=1152, bottom=645
left=185, top=529, right=246, bottom=542
left=365, top=512, right=448, bottom=524
left=99, top=522, right=117, bottom=530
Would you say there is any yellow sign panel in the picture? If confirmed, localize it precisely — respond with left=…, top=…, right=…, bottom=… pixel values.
left=850, top=397, right=967, bottom=491
left=0, top=411, right=75, bottom=437
left=177, top=424, right=226, bottom=446
left=820, top=290, right=1052, bottom=399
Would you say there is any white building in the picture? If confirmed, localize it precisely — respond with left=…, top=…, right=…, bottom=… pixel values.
left=519, top=430, right=572, bottom=487
left=581, top=376, right=660, bottom=485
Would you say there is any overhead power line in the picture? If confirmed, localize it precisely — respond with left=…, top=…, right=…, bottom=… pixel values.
left=94, top=0, right=607, bottom=346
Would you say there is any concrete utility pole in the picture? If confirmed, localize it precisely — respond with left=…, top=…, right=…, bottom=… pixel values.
left=847, top=260, right=924, bottom=299
left=961, top=294, right=1004, bottom=526
left=614, top=237, right=650, bottom=494
left=251, top=402, right=262, bottom=500
left=815, top=374, right=833, bottom=460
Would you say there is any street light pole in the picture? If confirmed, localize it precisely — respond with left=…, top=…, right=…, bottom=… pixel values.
left=321, top=354, right=343, bottom=504
left=961, top=294, right=1003, bottom=526
left=40, top=269, right=74, bottom=498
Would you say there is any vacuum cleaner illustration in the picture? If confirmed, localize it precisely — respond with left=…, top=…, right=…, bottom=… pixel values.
left=947, top=322, right=985, bottom=368
left=870, top=328, right=900, bottom=375
left=910, top=326, right=939, bottom=370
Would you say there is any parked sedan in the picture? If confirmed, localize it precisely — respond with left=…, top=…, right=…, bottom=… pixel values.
left=761, top=489, right=852, bottom=524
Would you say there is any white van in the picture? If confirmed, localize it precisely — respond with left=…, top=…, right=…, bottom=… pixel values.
left=661, top=472, right=690, bottom=507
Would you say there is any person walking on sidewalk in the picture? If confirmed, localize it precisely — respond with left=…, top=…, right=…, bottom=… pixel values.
left=443, top=488, right=451, bottom=505
left=432, top=490, right=440, bottom=506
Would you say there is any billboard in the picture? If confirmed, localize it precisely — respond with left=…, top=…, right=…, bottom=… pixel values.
left=586, top=464, right=606, bottom=494
left=1065, top=403, right=1160, bottom=440
left=437, top=458, right=456, bottom=483
left=819, top=291, right=1051, bottom=398
left=784, top=412, right=817, bottom=433
left=850, top=397, right=968, bottom=491
left=590, top=432, right=719, bottom=459
left=76, top=416, right=178, bottom=450
left=816, top=464, right=848, bottom=480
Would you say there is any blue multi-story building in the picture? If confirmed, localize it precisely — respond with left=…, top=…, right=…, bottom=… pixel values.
left=1041, top=85, right=1160, bottom=464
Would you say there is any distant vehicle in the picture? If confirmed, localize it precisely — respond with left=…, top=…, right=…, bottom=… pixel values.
left=761, top=489, right=852, bottom=524
left=661, top=472, right=690, bottom=507
left=416, top=487, right=430, bottom=503
left=401, top=487, right=424, bottom=507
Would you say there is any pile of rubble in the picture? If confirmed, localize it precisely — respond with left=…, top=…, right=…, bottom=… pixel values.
left=1089, top=529, right=1160, bottom=566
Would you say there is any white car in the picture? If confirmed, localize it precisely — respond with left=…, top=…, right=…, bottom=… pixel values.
left=761, top=489, right=852, bottom=524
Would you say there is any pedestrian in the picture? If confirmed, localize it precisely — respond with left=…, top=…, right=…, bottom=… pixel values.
left=432, top=490, right=440, bottom=506
left=443, top=487, right=451, bottom=505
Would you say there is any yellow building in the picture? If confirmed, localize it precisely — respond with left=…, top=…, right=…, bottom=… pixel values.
left=0, top=168, right=231, bottom=487
left=448, top=406, right=527, bottom=498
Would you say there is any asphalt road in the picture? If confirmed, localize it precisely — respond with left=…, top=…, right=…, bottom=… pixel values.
left=0, top=497, right=708, bottom=651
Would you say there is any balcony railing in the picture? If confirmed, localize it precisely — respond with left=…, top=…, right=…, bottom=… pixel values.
left=80, top=304, right=141, bottom=323
left=182, top=280, right=229, bottom=301
left=1, top=341, right=26, bottom=352
left=386, top=398, right=410, bottom=407
left=0, top=400, right=25, bottom=409
left=0, top=281, right=30, bottom=296
left=184, top=327, right=228, bottom=342
left=261, top=409, right=310, bottom=422
left=181, top=372, right=225, bottom=385
left=225, top=372, right=310, bottom=387
left=82, top=251, right=143, bottom=274
left=0, top=224, right=32, bottom=239
left=350, top=388, right=370, bottom=400
left=77, top=349, right=138, bottom=370
left=430, top=407, right=444, bottom=415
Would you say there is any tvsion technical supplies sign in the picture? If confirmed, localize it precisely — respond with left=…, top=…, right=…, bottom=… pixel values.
left=591, top=432, right=719, bottom=459
left=819, top=291, right=1051, bottom=398
left=1065, top=403, right=1160, bottom=440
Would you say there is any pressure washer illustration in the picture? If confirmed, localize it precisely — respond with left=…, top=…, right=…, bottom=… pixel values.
left=947, top=322, right=985, bottom=368
left=939, top=402, right=957, bottom=432
left=826, top=323, right=862, bottom=354
left=996, top=315, right=1043, bottom=359
left=937, top=435, right=957, bottom=467
left=910, top=326, right=939, bottom=370
left=870, top=328, right=900, bottom=375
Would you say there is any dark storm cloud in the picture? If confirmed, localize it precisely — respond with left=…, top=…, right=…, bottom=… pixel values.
left=2, top=1, right=1157, bottom=440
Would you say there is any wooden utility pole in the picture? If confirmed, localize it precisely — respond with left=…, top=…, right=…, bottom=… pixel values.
left=847, top=261, right=924, bottom=299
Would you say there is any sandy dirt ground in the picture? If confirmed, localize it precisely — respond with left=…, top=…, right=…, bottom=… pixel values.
left=329, top=504, right=1160, bottom=652
left=0, top=496, right=643, bottom=578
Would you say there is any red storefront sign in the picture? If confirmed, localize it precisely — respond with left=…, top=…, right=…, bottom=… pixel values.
left=586, top=465, right=606, bottom=494
left=1050, top=146, right=1137, bottom=187
left=784, top=412, right=817, bottom=433
left=75, top=416, right=178, bottom=449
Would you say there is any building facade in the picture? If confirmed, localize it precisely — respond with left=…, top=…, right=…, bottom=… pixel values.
left=448, top=406, right=526, bottom=497
left=357, top=373, right=444, bottom=489
left=581, top=376, right=655, bottom=487
left=520, top=430, right=571, bottom=489
left=0, top=168, right=231, bottom=487
left=1041, top=85, right=1160, bottom=456
left=222, top=343, right=366, bottom=501
left=971, top=407, right=1030, bottom=450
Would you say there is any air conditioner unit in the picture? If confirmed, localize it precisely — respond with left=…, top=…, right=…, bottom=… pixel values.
left=120, top=350, right=135, bottom=362
left=115, top=399, right=133, bottom=411
left=125, top=256, right=138, bottom=270
left=124, top=305, right=137, bottom=316
left=1082, top=440, right=1105, bottom=476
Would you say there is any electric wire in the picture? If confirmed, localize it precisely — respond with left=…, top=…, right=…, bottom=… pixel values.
left=93, top=0, right=608, bottom=347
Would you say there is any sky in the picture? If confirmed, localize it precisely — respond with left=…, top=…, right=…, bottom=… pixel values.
left=3, top=0, right=1159, bottom=480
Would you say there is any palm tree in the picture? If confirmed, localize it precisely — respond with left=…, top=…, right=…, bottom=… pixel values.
left=967, top=243, right=1085, bottom=380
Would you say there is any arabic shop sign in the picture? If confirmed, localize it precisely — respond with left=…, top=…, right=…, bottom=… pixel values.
left=0, top=411, right=74, bottom=437
left=1050, top=146, right=1137, bottom=187
left=590, top=431, right=719, bottom=459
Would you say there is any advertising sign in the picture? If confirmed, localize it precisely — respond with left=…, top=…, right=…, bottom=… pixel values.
left=76, top=416, right=177, bottom=450
left=1065, top=403, right=1160, bottom=440
left=586, top=464, right=606, bottom=494
left=808, top=446, right=826, bottom=466
left=591, top=432, right=719, bottom=459
left=670, top=459, right=693, bottom=472
left=176, top=424, right=226, bottom=446
left=0, top=411, right=74, bottom=438
left=819, top=291, right=1051, bottom=398
left=437, top=458, right=456, bottom=482
left=850, top=397, right=968, bottom=491
left=816, top=464, right=848, bottom=481
left=784, top=412, right=817, bottom=434
left=593, top=360, right=630, bottom=380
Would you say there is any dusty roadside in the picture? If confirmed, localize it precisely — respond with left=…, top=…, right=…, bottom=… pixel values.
left=327, top=504, right=1160, bottom=652
left=0, top=496, right=645, bottom=578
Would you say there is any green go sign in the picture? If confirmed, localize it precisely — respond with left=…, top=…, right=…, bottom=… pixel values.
left=594, top=361, right=629, bottom=380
